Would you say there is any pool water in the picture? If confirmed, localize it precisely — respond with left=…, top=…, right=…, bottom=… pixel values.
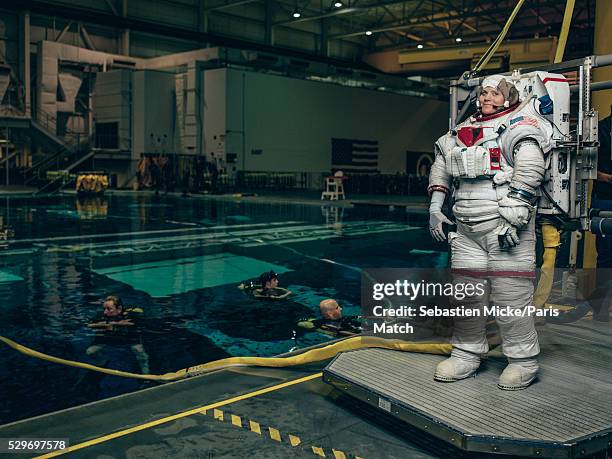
left=0, top=194, right=446, bottom=424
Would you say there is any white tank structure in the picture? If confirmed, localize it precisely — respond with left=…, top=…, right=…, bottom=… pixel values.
left=510, top=71, right=572, bottom=217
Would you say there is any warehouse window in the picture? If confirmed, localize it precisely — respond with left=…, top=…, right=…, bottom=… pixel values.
left=95, top=122, right=119, bottom=149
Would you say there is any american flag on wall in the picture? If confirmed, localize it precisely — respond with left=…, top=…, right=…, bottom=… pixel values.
left=331, top=138, right=379, bottom=174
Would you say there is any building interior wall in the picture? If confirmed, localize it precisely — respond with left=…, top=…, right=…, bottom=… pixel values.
left=93, top=69, right=131, bottom=152
left=223, top=68, right=447, bottom=174
left=203, top=68, right=228, bottom=166
left=1, top=5, right=449, bottom=187
left=132, top=70, right=176, bottom=158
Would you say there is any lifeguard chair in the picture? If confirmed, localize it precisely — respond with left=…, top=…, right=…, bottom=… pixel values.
left=321, top=171, right=346, bottom=200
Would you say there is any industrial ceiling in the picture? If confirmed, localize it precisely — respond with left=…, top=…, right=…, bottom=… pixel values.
left=3, top=0, right=596, bottom=75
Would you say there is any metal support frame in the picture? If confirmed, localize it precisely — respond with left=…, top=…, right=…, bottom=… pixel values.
left=19, top=11, right=31, bottom=116
left=79, top=23, right=96, bottom=50
left=198, top=0, right=208, bottom=34
left=104, top=0, right=119, bottom=16
left=448, top=53, right=612, bottom=234
left=329, top=1, right=571, bottom=40
left=55, top=21, right=72, bottom=42
left=121, top=0, right=129, bottom=55
left=4, top=126, right=9, bottom=186
left=264, top=0, right=273, bottom=46
left=320, top=17, right=328, bottom=57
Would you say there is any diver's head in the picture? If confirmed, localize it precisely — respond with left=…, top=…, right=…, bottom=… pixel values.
left=477, top=75, right=519, bottom=116
left=319, top=299, right=342, bottom=320
left=259, top=271, right=279, bottom=290
left=103, top=295, right=124, bottom=318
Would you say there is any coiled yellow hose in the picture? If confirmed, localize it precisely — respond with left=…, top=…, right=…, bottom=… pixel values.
left=0, top=335, right=451, bottom=382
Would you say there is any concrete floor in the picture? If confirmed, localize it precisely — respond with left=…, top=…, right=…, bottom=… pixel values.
left=0, top=363, right=446, bottom=459
left=0, top=185, right=37, bottom=195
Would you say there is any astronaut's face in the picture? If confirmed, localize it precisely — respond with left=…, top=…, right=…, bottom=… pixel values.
left=479, top=87, right=506, bottom=115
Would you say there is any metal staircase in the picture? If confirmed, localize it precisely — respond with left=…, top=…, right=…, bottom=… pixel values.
left=0, top=138, right=19, bottom=186
left=23, top=108, right=93, bottom=191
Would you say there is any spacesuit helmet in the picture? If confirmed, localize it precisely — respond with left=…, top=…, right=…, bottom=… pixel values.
left=476, top=74, right=519, bottom=114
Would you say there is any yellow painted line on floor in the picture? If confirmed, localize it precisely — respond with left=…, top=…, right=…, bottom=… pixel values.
left=268, top=426, right=282, bottom=442
left=35, top=372, right=322, bottom=458
left=203, top=406, right=362, bottom=459
left=289, top=434, right=301, bottom=446
left=249, top=420, right=262, bottom=435
left=231, top=414, right=242, bottom=427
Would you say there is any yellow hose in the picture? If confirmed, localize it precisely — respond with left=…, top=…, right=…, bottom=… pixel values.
left=534, top=223, right=561, bottom=308
left=473, top=0, right=526, bottom=73
left=0, top=335, right=451, bottom=382
left=554, top=0, right=576, bottom=63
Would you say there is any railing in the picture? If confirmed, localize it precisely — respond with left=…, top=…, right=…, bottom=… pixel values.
left=0, top=78, right=25, bottom=115
left=25, top=107, right=93, bottom=185
left=342, top=173, right=429, bottom=196
left=34, top=106, right=86, bottom=141
left=231, top=171, right=429, bottom=195
left=239, top=171, right=297, bottom=189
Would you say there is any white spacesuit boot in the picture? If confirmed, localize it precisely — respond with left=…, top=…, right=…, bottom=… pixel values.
left=434, top=348, right=482, bottom=382
left=498, top=357, right=539, bottom=390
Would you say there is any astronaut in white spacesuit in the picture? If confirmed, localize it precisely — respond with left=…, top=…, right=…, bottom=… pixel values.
left=428, top=74, right=553, bottom=390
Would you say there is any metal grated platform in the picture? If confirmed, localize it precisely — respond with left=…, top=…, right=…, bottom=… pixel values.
left=323, top=325, right=612, bottom=458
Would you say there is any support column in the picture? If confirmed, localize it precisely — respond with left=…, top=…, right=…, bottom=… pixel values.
left=19, top=11, right=31, bottom=116
left=584, top=0, right=612, bottom=279
left=320, top=18, right=329, bottom=57
left=593, top=0, right=612, bottom=117
left=265, top=0, right=274, bottom=46
left=121, top=0, right=130, bottom=56
left=198, top=0, right=208, bottom=34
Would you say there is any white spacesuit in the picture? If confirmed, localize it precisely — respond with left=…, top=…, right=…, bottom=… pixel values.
left=428, top=75, right=553, bottom=390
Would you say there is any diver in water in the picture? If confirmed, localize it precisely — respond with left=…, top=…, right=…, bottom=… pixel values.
left=298, top=299, right=362, bottom=337
left=86, top=295, right=150, bottom=374
left=238, top=271, right=292, bottom=299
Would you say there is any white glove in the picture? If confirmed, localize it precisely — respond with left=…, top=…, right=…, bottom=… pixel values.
left=429, top=191, right=453, bottom=242
left=495, top=219, right=520, bottom=249
left=498, top=196, right=532, bottom=228
left=493, top=170, right=513, bottom=186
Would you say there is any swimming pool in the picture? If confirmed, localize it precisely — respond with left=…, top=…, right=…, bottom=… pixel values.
left=0, top=193, right=446, bottom=424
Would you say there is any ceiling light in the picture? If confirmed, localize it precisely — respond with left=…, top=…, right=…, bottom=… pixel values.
left=417, top=44, right=424, bottom=49
left=292, top=9, right=301, bottom=18
left=333, top=0, right=343, bottom=7
left=455, top=37, right=463, bottom=43
left=365, top=30, right=373, bottom=36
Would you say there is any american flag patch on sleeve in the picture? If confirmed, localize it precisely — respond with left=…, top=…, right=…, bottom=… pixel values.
left=509, top=116, right=539, bottom=129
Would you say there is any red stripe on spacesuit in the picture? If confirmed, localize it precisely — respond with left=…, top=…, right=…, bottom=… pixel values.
left=488, top=270, right=536, bottom=278
left=451, top=269, right=536, bottom=278
left=542, top=77, right=567, bottom=84
left=427, top=185, right=449, bottom=196
left=475, top=102, right=520, bottom=121
left=457, top=126, right=484, bottom=147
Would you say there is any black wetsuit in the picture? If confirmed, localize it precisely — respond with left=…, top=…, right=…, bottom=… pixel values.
left=299, top=316, right=362, bottom=336
left=92, top=310, right=143, bottom=346
left=256, top=287, right=289, bottom=298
